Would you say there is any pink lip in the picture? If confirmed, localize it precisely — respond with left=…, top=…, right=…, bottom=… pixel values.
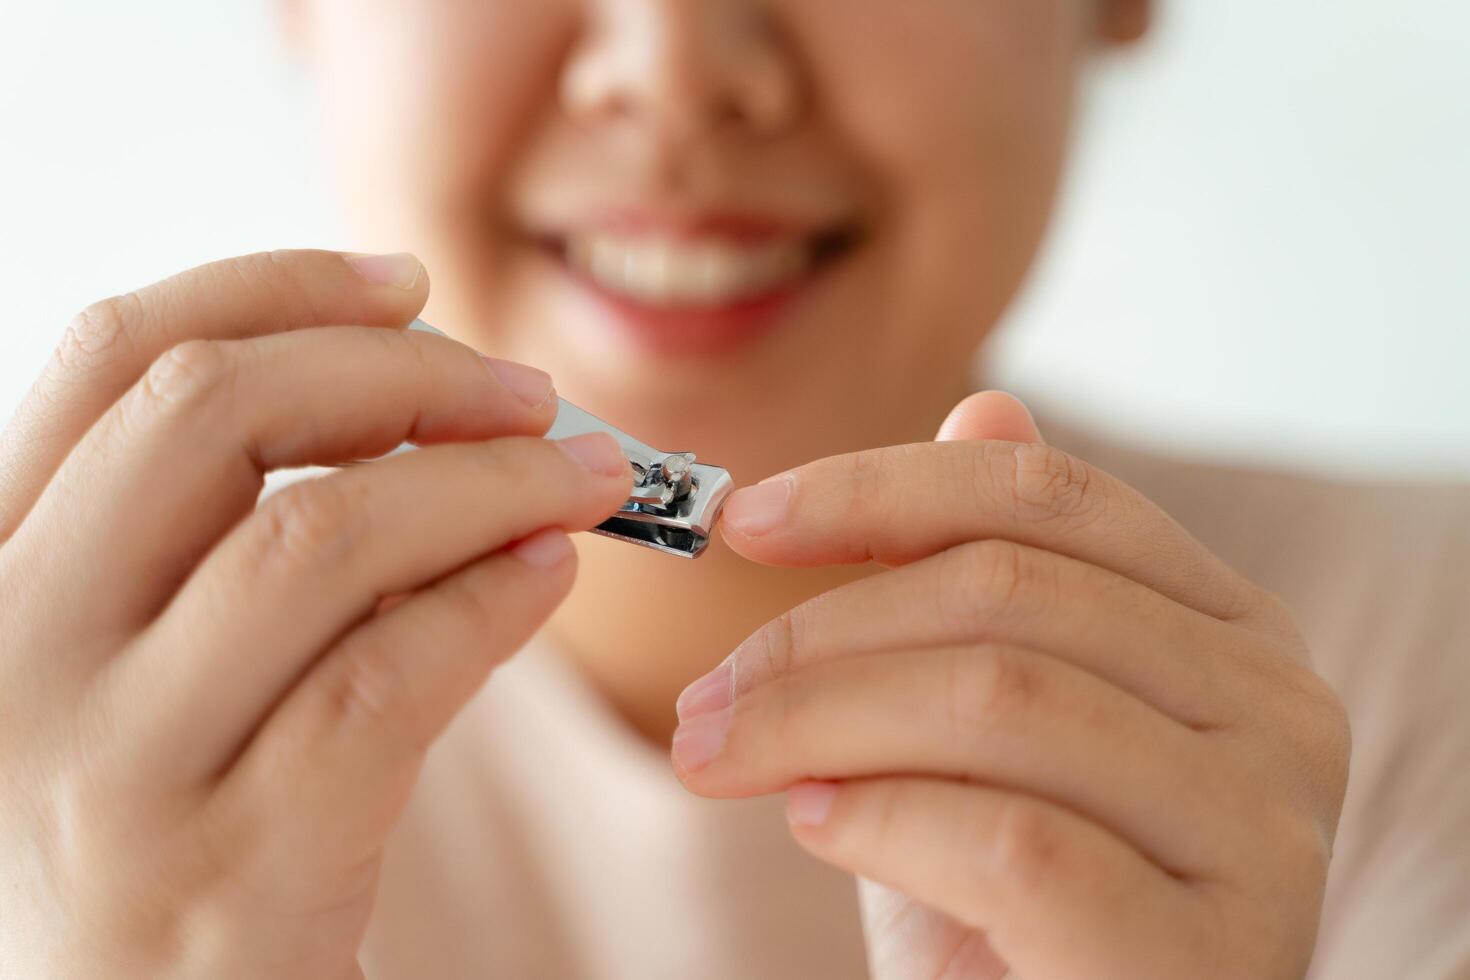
left=533, top=210, right=861, bottom=358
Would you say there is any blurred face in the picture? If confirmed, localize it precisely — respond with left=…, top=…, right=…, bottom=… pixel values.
left=298, top=0, right=1115, bottom=478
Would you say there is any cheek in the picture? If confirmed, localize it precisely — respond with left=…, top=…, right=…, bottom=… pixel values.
left=795, top=0, right=1084, bottom=343
left=307, top=0, right=573, bottom=245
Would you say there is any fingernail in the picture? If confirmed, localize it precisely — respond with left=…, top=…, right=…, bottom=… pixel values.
left=482, top=356, right=554, bottom=409
left=676, top=661, right=733, bottom=721
left=722, top=476, right=793, bottom=537
left=787, top=782, right=839, bottom=827
left=671, top=706, right=732, bottom=775
left=511, top=528, right=574, bottom=570
left=556, top=433, right=632, bottom=479
left=347, top=252, right=423, bottom=289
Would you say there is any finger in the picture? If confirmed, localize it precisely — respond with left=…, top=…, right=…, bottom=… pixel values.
left=0, top=249, right=428, bottom=540
left=935, top=390, right=1043, bottom=445
left=785, top=778, right=1211, bottom=980
left=675, top=644, right=1244, bottom=876
left=720, top=438, right=1265, bottom=622
left=206, top=529, right=577, bottom=875
left=120, top=432, right=630, bottom=778
left=693, top=539, right=1290, bottom=731
left=12, top=326, right=557, bottom=635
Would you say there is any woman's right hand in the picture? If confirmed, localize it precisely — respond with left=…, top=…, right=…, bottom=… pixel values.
left=0, top=250, right=632, bottom=978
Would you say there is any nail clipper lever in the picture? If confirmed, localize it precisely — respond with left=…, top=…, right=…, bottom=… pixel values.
left=545, top=400, right=733, bottom=559
left=407, top=320, right=733, bottom=558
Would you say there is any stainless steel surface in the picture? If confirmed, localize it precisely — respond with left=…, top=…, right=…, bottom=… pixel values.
left=545, top=399, right=733, bottom=559
left=409, top=319, right=733, bottom=558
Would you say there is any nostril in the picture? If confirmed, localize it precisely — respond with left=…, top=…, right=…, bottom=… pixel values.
left=557, top=3, right=801, bottom=138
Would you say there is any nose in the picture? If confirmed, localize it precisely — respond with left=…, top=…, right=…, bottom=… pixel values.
left=561, top=0, right=801, bottom=141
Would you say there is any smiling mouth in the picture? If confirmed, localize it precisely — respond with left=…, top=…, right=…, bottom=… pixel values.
left=541, top=222, right=863, bottom=310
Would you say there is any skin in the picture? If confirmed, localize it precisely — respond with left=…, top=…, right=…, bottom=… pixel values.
left=683, top=398, right=1349, bottom=977
left=0, top=250, right=635, bottom=976
left=295, top=0, right=1146, bottom=747
left=0, top=1, right=1349, bottom=978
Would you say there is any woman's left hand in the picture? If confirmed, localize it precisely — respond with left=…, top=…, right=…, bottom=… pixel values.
left=672, top=393, right=1351, bottom=980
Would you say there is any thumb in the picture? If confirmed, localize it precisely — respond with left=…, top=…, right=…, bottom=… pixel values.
left=936, top=390, right=1044, bottom=444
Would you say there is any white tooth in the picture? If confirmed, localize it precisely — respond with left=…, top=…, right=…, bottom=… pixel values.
left=570, top=233, right=812, bottom=307
left=691, top=243, right=741, bottom=305
left=620, top=239, right=668, bottom=303
left=646, top=241, right=675, bottom=302
left=662, top=245, right=700, bottom=305
left=619, top=240, right=644, bottom=298
left=622, top=241, right=646, bottom=300
left=589, top=235, right=624, bottom=288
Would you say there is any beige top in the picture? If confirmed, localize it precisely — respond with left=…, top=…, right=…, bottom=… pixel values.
left=359, top=426, right=1470, bottom=980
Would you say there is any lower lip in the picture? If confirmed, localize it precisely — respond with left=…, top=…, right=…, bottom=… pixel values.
left=551, top=255, right=825, bottom=358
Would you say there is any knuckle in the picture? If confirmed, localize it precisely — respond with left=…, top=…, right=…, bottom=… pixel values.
left=56, top=293, right=144, bottom=376
left=989, top=798, right=1070, bottom=888
left=1262, top=803, right=1335, bottom=889
left=478, top=436, right=547, bottom=488
left=858, top=780, right=909, bottom=853
left=251, top=477, right=370, bottom=572
left=320, top=644, right=423, bottom=754
left=397, top=327, right=441, bottom=374
left=429, top=569, right=508, bottom=645
left=1322, top=692, right=1353, bottom=779
left=1295, top=670, right=1352, bottom=797
left=947, top=644, right=1040, bottom=732
left=1005, top=443, right=1104, bottom=529
left=1247, top=586, right=1311, bottom=646
left=206, top=249, right=321, bottom=325
left=834, top=445, right=926, bottom=562
left=846, top=446, right=893, bottom=491
left=752, top=608, right=802, bottom=683
left=108, top=340, right=234, bottom=446
left=138, top=340, right=233, bottom=414
left=842, top=447, right=901, bottom=520
left=1271, top=654, right=1346, bottom=730
left=238, top=248, right=308, bottom=297
left=942, top=539, right=1034, bottom=632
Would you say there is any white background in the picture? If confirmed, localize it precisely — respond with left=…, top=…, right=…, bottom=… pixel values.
left=3, top=1, right=1467, bottom=480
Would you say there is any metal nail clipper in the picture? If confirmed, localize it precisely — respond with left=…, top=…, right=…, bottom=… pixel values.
left=409, top=320, right=734, bottom=558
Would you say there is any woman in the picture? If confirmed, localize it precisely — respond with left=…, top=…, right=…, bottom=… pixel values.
left=2, top=1, right=1466, bottom=977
